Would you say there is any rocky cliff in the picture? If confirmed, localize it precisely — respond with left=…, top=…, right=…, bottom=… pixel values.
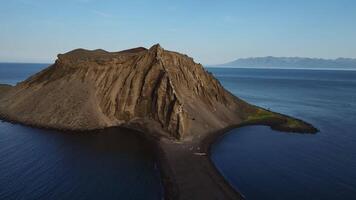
left=0, top=44, right=316, bottom=140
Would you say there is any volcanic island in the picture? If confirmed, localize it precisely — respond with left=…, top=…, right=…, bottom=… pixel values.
left=0, top=44, right=317, bottom=200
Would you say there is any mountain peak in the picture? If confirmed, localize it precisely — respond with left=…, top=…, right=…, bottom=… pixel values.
left=148, top=43, right=164, bottom=58
left=150, top=43, right=162, bottom=49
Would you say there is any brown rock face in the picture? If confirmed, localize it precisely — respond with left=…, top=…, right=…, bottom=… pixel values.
left=0, top=44, right=316, bottom=140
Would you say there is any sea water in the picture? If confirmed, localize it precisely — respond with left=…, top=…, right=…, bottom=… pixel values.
left=210, top=67, right=356, bottom=200
left=0, top=63, right=162, bottom=200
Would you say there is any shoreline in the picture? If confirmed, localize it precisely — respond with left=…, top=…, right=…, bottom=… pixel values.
left=0, top=115, right=242, bottom=200
left=0, top=111, right=318, bottom=200
left=0, top=83, right=318, bottom=200
left=149, top=115, right=318, bottom=200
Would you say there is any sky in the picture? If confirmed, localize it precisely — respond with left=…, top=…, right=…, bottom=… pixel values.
left=0, top=0, right=355, bottom=64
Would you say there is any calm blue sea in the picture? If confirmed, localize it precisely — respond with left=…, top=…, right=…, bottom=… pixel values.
left=0, top=63, right=49, bottom=85
left=0, top=63, right=162, bottom=199
left=209, top=67, right=356, bottom=200
left=1, top=63, right=356, bottom=200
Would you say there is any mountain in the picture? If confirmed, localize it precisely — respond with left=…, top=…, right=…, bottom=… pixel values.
left=220, top=56, right=356, bottom=69
left=0, top=45, right=316, bottom=140
left=0, top=44, right=318, bottom=199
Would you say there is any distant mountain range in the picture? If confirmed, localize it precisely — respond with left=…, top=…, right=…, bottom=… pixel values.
left=218, top=57, right=356, bottom=69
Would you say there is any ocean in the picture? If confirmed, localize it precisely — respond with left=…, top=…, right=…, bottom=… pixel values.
left=0, top=63, right=162, bottom=200
left=209, top=67, right=356, bottom=200
left=1, top=63, right=356, bottom=200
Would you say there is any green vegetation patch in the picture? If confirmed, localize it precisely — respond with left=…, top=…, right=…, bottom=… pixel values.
left=245, top=108, right=278, bottom=122
left=245, top=108, right=305, bottom=128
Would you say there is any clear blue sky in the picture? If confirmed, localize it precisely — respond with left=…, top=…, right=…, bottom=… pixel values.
left=0, top=0, right=355, bottom=64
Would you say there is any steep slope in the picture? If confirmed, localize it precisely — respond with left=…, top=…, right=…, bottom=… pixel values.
left=0, top=44, right=316, bottom=140
left=0, top=84, right=12, bottom=98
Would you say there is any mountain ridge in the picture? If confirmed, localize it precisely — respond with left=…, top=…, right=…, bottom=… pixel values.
left=0, top=45, right=317, bottom=140
left=0, top=44, right=255, bottom=140
left=219, top=56, right=356, bottom=69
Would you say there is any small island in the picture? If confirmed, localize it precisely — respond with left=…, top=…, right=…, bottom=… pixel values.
left=0, top=44, right=317, bottom=200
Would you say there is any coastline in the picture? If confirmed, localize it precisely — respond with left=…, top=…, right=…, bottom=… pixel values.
left=153, top=112, right=318, bottom=200
left=138, top=108, right=318, bottom=200
left=153, top=138, right=243, bottom=200
left=0, top=84, right=318, bottom=200
left=0, top=113, right=317, bottom=200
left=0, top=114, right=243, bottom=200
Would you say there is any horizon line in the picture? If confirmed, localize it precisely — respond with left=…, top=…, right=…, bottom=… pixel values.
left=1, top=62, right=356, bottom=71
left=2, top=55, right=356, bottom=66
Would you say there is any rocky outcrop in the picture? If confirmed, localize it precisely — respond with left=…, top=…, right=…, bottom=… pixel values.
left=0, top=44, right=316, bottom=140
